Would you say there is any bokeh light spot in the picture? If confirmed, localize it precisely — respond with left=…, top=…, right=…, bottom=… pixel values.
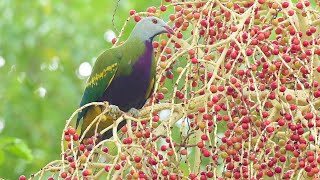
left=0, top=118, right=5, bottom=133
left=36, top=87, right=47, bottom=98
left=0, top=56, right=5, bottom=68
left=78, top=62, right=92, bottom=77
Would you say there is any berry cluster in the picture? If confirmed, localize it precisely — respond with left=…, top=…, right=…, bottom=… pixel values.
left=21, top=0, right=320, bottom=179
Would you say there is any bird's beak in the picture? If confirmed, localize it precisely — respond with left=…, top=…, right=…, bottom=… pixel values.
left=164, top=26, right=174, bottom=34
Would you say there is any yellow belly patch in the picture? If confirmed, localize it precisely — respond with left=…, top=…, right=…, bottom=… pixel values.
left=81, top=106, right=114, bottom=139
left=145, top=77, right=155, bottom=99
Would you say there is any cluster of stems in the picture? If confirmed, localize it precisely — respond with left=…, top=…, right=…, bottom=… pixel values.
left=23, top=0, right=320, bottom=180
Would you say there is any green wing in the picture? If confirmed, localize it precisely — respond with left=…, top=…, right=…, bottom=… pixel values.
left=76, top=48, right=122, bottom=128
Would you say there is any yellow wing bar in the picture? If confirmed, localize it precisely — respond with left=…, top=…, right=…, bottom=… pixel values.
left=86, top=63, right=117, bottom=87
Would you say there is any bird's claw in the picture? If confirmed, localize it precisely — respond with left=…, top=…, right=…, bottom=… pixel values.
left=128, top=108, right=140, bottom=118
left=107, top=105, right=121, bottom=117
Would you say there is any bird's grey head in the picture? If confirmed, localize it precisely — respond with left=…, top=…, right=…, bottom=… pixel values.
left=130, top=16, right=174, bottom=42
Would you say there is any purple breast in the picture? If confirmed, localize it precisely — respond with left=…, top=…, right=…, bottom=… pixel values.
left=99, top=41, right=154, bottom=111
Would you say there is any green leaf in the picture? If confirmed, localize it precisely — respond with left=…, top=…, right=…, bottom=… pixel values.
left=0, top=150, right=4, bottom=165
left=0, top=137, right=16, bottom=145
left=0, top=137, right=33, bottom=161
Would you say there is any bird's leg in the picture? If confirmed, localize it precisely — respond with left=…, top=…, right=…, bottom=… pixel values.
left=128, top=108, right=140, bottom=118
left=106, top=105, right=121, bottom=118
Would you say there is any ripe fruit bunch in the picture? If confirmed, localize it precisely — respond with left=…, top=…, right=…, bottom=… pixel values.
left=22, top=0, right=320, bottom=179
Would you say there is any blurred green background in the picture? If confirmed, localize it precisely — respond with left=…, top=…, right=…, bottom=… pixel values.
left=0, top=0, right=161, bottom=179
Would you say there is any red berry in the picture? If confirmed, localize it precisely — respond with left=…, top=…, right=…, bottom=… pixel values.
left=304, top=112, right=314, bottom=120
left=304, top=0, right=310, bottom=7
left=82, top=169, right=92, bottom=176
left=270, top=81, right=278, bottom=90
left=275, top=166, right=282, bottom=173
left=189, top=173, right=197, bottom=179
left=282, top=1, right=289, bottom=8
left=70, top=162, right=76, bottom=169
left=288, top=10, right=295, bottom=16
left=278, top=119, right=285, bottom=126
left=79, top=144, right=85, bottom=151
left=87, top=138, right=94, bottom=144
left=67, top=127, right=76, bottom=135
left=134, top=15, right=141, bottom=22
left=201, top=134, right=208, bottom=141
left=197, top=141, right=204, bottom=148
left=202, top=149, right=210, bottom=157
left=231, top=26, right=237, bottom=32
left=60, top=172, right=67, bottom=178
left=147, top=6, right=156, bottom=13
left=266, top=126, right=274, bottom=133
left=191, top=57, right=198, bottom=64
left=129, top=10, right=136, bottom=15
left=157, top=93, right=164, bottom=100
left=64, top=135, right=71, bottom=141
left=218, top=86, right=225, bottom=91
left=19, top=175, right=27, bottom=180
left=310, top=26, right=316, bottom=33
left=266, top=170, right=273, bottom=177
left=296, top=2, right=303, bottom=9
left=105, top=165, right=111, bottom=172
left=134, top=156, right=141, bottom=163
left=103, top=147, right=109, bottom=153
left=169, top=174, right=177, bottom=180
left=161, top=145, right=167, bottom=151
left=286, top=94, right=293, bottom=101
left=299, top=160, right=305, bottom=168
left=114, top=164, right=121, bottom=170
left=111, top=38, right=117, bottom=44
left=72, top=134, right=79, bottom=141
left=162, top=169, right=169, bottom=176
left=160, top=5, right=167, bottom=11
left=279, top=156, right=286, bottom=162
left=257, top=33, right=265, bottom=40
left=246, top=49, right=253, bottom=56
left=153, top=115, right=159, bottom=122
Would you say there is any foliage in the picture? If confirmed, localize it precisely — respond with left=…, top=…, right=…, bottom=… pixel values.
left=0, top=0, right=157, bottom=179
left=0, top=137, right=33, bottom=165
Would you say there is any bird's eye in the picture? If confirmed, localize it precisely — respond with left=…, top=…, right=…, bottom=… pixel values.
left=152, top=19, right=158, bottom=24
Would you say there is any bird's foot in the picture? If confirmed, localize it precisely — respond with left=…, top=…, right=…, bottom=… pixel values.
left=107, top=105, right=121, bottom=117
left=128, top=108, right=140, bottom=118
